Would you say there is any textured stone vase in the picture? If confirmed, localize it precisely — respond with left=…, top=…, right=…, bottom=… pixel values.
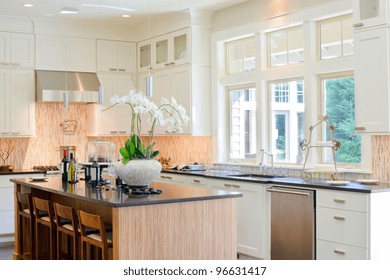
left=113, top=159, right=162, bottom=187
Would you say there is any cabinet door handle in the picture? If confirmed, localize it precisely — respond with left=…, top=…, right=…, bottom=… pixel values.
left=353, top=23, right=364, bottom=28
left=223, top=183, right=232, bottom=187
left=110, top=131, right=118, bottom=134
left=170, top=62, right=175, bottom=65
left=164, top=63, right=170, bottom=66
left=355, top=127, right=366, bottom=131
left=160, top=175, right=166, bottom=179
left=165, top=176, right=173, bottom=180
left=118, top=131, right=127, bottom=134
left=333, top=215, right=346, bottom=221
left=118, top=69, right=126, bottom=72
left=109, top=68, right=118, bottom=71
left=333, top=198, right=345, bottom=203
left=333, top=249, right=346, bottom=255
left=231, top=184, right=240, bottom=189
left=147, top=66, right=153, bottom=70
left=193, top=179, right=201, bottom=183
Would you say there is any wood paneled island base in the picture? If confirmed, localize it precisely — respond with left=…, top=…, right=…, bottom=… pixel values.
left=12, top=177, right=241, bottom=260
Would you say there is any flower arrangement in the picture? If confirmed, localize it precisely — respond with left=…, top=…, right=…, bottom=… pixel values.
left=105, top=89, right=189, bottom=165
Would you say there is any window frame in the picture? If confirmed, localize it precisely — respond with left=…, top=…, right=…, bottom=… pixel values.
left=267, top=25, right=304, bottom=68
left=318, top=71, right=362, bottom=167
left=225, top=36, right=256, bottom=75
left=226, top=83, right=258, bottom=163
left=317, top=14, right=354, bottom=61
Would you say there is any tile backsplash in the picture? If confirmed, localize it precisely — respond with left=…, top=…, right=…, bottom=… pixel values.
left=0, top=103, right=212, bottom=169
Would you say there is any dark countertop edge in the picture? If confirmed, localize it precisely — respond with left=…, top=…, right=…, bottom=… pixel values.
left=0, top=170, right=46, bottom=175
left=10, top=178, right=243, bottom=208
left=162, top=170, right=389, bottom=193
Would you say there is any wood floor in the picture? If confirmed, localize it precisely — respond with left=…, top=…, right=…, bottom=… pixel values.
left=0, top=242, right=256, bottom=260
left=0, top=242, right=13, bottom=260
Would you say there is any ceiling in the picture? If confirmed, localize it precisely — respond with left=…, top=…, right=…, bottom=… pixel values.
left=0, top=0, right=251, bottom=26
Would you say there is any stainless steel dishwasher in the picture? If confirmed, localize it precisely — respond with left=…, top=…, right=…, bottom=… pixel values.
left=266, top=186, right=315, bottom=260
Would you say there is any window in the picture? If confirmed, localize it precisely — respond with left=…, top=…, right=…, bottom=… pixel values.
left=268, top=26, right=304, bottom=67
left=319, top=15, right=353, bottom=60
left=322, top=75, right=361, bottom=164
left=226, top=37, right=256, bottom=74
left=229, top=87, right=257, bottom=160
left=270, top=80, right=305, bottom=163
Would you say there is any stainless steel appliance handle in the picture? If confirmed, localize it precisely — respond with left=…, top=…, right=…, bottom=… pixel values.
left=267, top=187, right=312, bottom=197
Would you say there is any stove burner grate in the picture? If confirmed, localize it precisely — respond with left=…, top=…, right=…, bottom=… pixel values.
left=130, top=187, right=162, bottom=195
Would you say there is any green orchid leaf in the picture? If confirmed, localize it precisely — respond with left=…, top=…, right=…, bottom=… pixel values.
left=129, top=140, right=135, bottom=156
left=119, top=147, right=130, bottom=159
left=151, top=150, right=160, bottom=158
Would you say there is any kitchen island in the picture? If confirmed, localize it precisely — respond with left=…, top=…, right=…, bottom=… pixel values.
left=11, top=176, right=242, bottom=260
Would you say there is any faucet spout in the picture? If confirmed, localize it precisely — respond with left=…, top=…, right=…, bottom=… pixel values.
left=260, top=149, right=274, bottom=175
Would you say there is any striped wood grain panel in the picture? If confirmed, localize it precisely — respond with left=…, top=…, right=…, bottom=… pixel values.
left=112, top=198, right=237, bottom=260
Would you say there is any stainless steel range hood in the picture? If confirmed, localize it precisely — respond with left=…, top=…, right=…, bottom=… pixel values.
left=35, top=70, right=102, bottom=104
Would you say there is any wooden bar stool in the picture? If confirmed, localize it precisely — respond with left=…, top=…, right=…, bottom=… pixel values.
left=16, top=192, right=35, bottom=260
left=78, top=210, right=113, bottom=260
left=33, top=197, right=56, bottom=260
left=53, top=203, right=79, bottom=260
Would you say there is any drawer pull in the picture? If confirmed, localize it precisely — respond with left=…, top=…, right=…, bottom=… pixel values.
left=224, top=183, right=232, bottom=187
left=193, top=179, right=201, bottom=183
left=231, top=184, right=240, bottom=189
left=355, top=127, right=366, bottom=131
left=333, top=198, right=345, bottom=203
left=165, top=176, right=173, bottom=180
left=353, top=23, right=364, bottom=28
left=333, top=216, right=346, bottom=221
left=160, top=175, right=166, bottom=179
left=333, top=249, right=346, bottom=255
left=109, top=68, right=118, bottom=71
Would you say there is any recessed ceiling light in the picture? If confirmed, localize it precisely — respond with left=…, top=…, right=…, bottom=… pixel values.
left=121, top=14, right=131, bottom=18
left=81, top=4, right=136, bottom=12
left=60, top=7, right=79, bottom=14
left=24, top=3, right=34, bottom=8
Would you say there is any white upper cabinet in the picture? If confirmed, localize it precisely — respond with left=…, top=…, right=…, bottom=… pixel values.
left=138, top=28, right=190, bottom=72
left=87, top=74, right=136, bottom=136
left=354, top=27, right=390, bottom=133
left=35, top=35, right=96, bottom=72
left=97, top=40, right=136, bottom=73
left=0, top=69, right=35, bottom=137
left=138, top=64, right=211, bottom=136
left=353, top=0, right=389, bottom=29
left=0, top=32, right=34, bottom=68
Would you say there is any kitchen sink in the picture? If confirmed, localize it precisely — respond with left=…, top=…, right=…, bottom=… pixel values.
left=226, top=173, right=283, bottom=179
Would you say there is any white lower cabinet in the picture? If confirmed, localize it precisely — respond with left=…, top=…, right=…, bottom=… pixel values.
left=0, top=173, right=44, bottom=243
left=184, top=175, right=208, bottom=188
left=316, top=189, right=369, bottom=260
left=153, top=173, right=187, bottom=185
left=208, top=178, right=266, bottom=259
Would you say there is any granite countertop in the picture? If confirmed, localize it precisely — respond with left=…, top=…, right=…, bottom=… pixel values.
left=0, top=169, right=46, bottom=176
left=10, top=176, right=242, bottom=208
left=161, top=169, right=390, bottom=193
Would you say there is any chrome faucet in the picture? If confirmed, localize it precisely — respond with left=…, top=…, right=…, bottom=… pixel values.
left=260, top=149, right=274, bottom=175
